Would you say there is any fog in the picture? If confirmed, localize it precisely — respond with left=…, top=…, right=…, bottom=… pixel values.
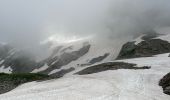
left=0, top=0, right=170, bottom=55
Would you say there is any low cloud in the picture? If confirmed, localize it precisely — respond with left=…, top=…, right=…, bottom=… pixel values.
left=0, top=0, right=170, bottom=55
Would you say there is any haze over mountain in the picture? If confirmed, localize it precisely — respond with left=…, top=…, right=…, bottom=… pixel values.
left=1, top=1, right=170, bottom=99
left=0, top=0, right=170, bottom=58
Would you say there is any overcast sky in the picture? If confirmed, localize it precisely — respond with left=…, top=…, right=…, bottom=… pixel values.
left=0, top=0, right=170, bottom=49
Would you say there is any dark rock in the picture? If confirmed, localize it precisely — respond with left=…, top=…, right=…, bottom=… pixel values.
left=159, top=72, right=170, bottom=95
left=164, top=86, right=170, bottom=95
left=116, top=42, right=136, bottom=59
left=76, top=62, right=150, bottom=75
left=80, top=53, right=110, bottom=67
left=117, top=39, right=170, bottom=59
left=0, top=42, right=90, bottom=76
left=89, top=53, right=109, bottom=64
left=50, top=67, right=75, bottom=78
left=40, top=42, right=90, bottom=74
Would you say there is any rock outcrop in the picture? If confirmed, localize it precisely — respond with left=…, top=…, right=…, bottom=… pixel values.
left=159, top=72, right=170, bottom=95
left=117, top=31, right=170, bottom=59
left=117, top=39, right=170, bottom=59
left=76, top=62, right=150, bottom=75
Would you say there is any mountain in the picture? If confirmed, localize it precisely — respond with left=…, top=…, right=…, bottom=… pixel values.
left=0, top=30, right=170, bottom=99
left=1, top=30, right=170, bottom=77
left=0, top=37, right=119, bottom=77
left=0, top=51, right=170, bottom=100
left=0, top=44, right=38, bottom=73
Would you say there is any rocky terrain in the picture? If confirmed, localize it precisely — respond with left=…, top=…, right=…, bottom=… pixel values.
left=117, top=31, right=170, bottom=59
left=0, top=30, right=170, bottom=98
left=0, top=42, right=91, bottom=75
left=40, top=42, right=91, bottom=74
left=76, top=62, right=150, bottom=75
left=159, top=72, right=170, bottom=95
left=0, top=40, right=115, bottom=77
left=0, top=53, right=170, bottom=100
left=117, top=39, right=170, bottom=59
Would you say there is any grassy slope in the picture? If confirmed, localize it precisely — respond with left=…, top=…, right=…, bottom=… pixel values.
left=0, top=73, right=50, bottom=94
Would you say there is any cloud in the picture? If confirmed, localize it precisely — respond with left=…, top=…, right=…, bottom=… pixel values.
left=0, top=0, right=170, bottom=54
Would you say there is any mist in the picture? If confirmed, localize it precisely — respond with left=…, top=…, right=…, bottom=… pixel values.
left=0, top=0, right=170, bottom=56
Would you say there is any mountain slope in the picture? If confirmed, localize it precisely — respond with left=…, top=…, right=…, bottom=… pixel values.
left=0, top=30, right=170, bottom=99
left=117, top=31, right=170, bottom=59
left=0, top=44, right=38, bottom=73
left=0, top=39, right=118, bottom=76
left=1, top=30, right=170, bottom=78
left=0, top=53, right=170, bottom=100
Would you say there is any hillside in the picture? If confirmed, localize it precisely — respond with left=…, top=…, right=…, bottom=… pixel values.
left=0, top=53, right=170, bottom=100
left=0, top=30, right=170, bottom=99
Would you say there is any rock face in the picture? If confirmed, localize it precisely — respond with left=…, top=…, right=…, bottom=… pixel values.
left=159, top=72, right=170, bottom=95
left=50, top=67, right=75, bottom=78
left=40, top=42, right=91, bottom=74
left=117, top=31, right=170, bottom=60
left=0, top=42, right=91, bottom=76
left=80, top=53, right=110, bottom=66
left=88, top=53, right=109, bottom=65
left=117, top=39, right=170, bottom=59
left=76, top=62, right=150, bottom=75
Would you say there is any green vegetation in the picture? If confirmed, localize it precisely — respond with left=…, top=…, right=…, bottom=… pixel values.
left=0, top=73, right=49, bottom=84
left=0, top=73, right=49, bottom=85
left=0, top=73, right=50, bottom=94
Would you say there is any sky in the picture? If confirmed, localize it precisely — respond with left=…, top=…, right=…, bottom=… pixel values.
left=0, top=0, right=170, bottom=53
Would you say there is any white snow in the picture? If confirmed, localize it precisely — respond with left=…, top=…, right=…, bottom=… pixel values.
left=0, top=54, right=170, bottom=100
left=31, top=64, right=49, bottom=73
left=133, top=34, right=145, bottom=45
left=0, top=66, right=12, bottom=73
left=157, top=34, right=170, bottom=43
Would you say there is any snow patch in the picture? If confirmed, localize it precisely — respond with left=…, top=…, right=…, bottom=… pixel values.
left=133, top=34, right=145, bottom=45
left=31, top=64, right=49, bottom=73
left=0, top=66, right=12, bottom=73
